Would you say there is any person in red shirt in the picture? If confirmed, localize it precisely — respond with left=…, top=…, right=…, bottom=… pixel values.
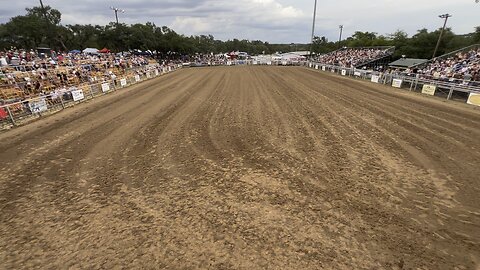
left=0, top=105, right=8, bottom=120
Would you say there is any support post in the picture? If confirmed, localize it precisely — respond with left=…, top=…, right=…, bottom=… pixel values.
left=60, top=95, right=65, bottom=109
left=6, top=106, right=16, bottom=126
left=447, top=86, right=454, bottom=100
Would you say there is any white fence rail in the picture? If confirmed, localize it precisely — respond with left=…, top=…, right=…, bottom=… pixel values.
left=307, top=62, right=480, bottom=106
left=0, top=64, right=182, bottom=130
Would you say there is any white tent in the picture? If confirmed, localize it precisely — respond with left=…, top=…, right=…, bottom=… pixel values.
left=280, top=53, right=306, bottom=61
left=83, top=48, right=99, bottom=54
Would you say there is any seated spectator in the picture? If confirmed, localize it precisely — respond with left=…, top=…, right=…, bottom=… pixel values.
left=314, top=47, right=392, bottom=68
left=414, top=47, right=480, bottom=83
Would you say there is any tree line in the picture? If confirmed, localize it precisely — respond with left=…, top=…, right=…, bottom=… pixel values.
left=1, top=5, right=479, bottom=59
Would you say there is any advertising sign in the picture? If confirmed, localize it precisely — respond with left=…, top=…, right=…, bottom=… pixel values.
left=392, top=79, right=403, bottom=88
left=341, top=70, right=347, bottom=76
left=371, top=75, right=380, bottom=83
left=29, top=98, right=48, bottom=113
left=421, top=85, right=437, bottom=96
left=71, top=90, right=84, bottom=101
left=101, top=83, right=110, bottom=93
left=467, top=93, right=480, bottom=106
left=120, top=78, right=127, bottom=87
left=135, top=75, right=140, bottom=82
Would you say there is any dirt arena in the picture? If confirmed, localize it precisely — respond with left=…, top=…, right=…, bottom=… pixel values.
left=0, top=66, right=479, bottom=269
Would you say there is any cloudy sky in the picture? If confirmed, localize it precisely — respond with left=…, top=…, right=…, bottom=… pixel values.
left=1, top=0, right=479, bottom=43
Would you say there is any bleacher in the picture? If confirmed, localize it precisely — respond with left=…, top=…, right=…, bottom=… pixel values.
left=314, top=46, right=395, bottom=69
left=411, top=44, right=480, bottom=84
left=0, top=50, right=160, bottom=102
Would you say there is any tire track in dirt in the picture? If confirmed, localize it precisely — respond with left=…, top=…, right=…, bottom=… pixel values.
left=266, top=68, right=480, bottom=268
left=0, top=66, right=479, bottom=269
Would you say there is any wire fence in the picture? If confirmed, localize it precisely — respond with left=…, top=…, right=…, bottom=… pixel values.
left=2, top=62, right=479, bottom=131
left=307, top=62, right=480, bottom=105
left=0, top=64, right=182, bottom=130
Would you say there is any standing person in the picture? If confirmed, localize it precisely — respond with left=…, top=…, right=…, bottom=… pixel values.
left=110, top=72, right=117, bottom=86
left=0, top=102, right=8, bottom=120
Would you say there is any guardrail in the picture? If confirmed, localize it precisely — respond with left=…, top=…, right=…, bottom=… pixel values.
left=0, top=64, right=182, bottom=130
left=307, top=62, right=480, bottom=107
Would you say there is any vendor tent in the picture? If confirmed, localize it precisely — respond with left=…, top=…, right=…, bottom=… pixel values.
left=83, top=48, right=99, bottom=54
left=99, top=48, right=111, bottom=53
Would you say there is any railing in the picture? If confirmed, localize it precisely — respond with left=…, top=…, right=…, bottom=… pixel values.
left=0, top=64, right=182, bottom=130
left=307, top=62, right=480, bottom=105
left=412, top=44, right=480, bottom=68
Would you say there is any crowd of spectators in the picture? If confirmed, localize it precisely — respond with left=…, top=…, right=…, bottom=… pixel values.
left=0, top=47, right=170, bottom=103
left=315, top=47, right=392, bottom=68
left=183, top=53, right=229, bottom=66
left=405, top=47, right=480, bottom=83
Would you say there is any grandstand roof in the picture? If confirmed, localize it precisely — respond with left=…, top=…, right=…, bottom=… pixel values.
left=389, top=58, right=428, bottom=69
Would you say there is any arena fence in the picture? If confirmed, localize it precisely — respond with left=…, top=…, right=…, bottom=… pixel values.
left=0, top=64, right=182, bottom=130
left=307, top=62, right=480, bottom=107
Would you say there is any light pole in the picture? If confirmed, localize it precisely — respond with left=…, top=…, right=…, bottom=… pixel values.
left=110, top=6, right=125, bottom=27
left=432, top=13, right=452, bottom=59
left=338, top=25, right=344, bottom=47
left=309, top=0, right=318, bottom=58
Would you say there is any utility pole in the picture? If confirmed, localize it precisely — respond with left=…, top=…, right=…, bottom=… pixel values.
left=432, top=13, right=452, bottom=59
left=110, top=6, right=125, bottom=27
left=309, top=0, right=318, bottom=58
left=338, top=25, right=344, bottom=47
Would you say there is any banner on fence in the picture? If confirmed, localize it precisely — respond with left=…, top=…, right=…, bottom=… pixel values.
left=315, top=65, right=319, bottom=70
left=421, top=84, right=437, bottom=96
left=71, top=90, right=84, bottom=101
left=146, top=72, right=151, bottom=79
left=341, top=70, right=347, bottom=76
left=135, top=75, right=140, bottom=82
left=309, top=63, right=312, bottom=68
left=101, top=83, right=110, bottom=93
left=253, top=61, right=258, bottom=65
left=267, top=61, right=272, bottom=65
left=322, top=66, right=326, bottom=71
left=120, top=78, right=127, bottom=87
left=467, top=93, right=480, bottom=106
left=28, top=98, right=48, bottom=113
left=371, top=75, right=380, bottom=83
left=155, top=69, right=159, bottom=76
left=354, top=71, right=361, bottom=76
left=282, top=61, right=288, bottom=66
left=392, top=79, right=403, bottom=88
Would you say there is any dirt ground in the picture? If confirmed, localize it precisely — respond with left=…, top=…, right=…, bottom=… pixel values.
left=0, top=66, right=479, bottom=269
